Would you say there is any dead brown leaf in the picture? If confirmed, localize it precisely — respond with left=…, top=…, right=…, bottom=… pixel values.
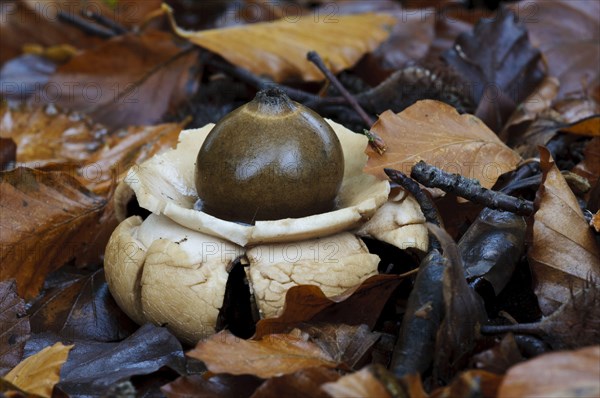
left=187, top=330, right=338, bottom=379
left=168, top=5, right=395, bottom=82
left=0, top=168, right=108, bottom=298
left=509, top=0, right=600, bottom=100
left=3, top=342, right=73, bottom=398
left=251, top=367, right=340, bottom=398
left=46, top=30, right=197, bottom=128
left=573, top=137, right=600, bottom=189
left=254, top=274, right=405, bottom=338
left=498, top=345, right=600, bottom=398
left=430, top=369, right=503, bottom=398
left=593, top=211, right=600, bottom=232
left=365, top=100, right=522, bottom=188
left=529, top=147, right=600, bottom=314
left=0, top=104, right=105, bottom=167
left=321, top=367, right=392, bottom=398
left=562, top=115, right=600, bottom=137
left=161, top=374, right=263, bottom=398
left=0, top=280, right=30, bottom=375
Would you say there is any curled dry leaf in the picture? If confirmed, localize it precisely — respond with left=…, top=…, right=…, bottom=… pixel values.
left=529, top=147, right=600, bottom=314
left=365, top=100, right=522, bottom=189
left=321, top=367, right=391, bottom=398
left=0, top=168, right=108, bottom=298
left=4, top=342, right=73, bottom=398
left=430, top=369, right=503, bottom=398
left=187, top=330, right=338, bottom=379
left=498, top=345, right=600, bottom=398
left=0, top=280, right=30, bottom=375
left=168, top=5, right=395, bottom=82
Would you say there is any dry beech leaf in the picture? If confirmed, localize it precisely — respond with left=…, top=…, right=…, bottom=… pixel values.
left=509, top=0, right=600, bottom=100
left=168, top=5, right=395, bottom=82
left=251, top=366, right=340, bottom=398
left=4, top=342, right=73, bottom=398
left=254, top=274, right=405, bottom=338
left=365, top=100, right=522, bottom=188
left=592, top=211, right=600, bottom=232
left=188, top=330, right=338, bottom=378
left=0, top=168, right=108, bottom=298
left=0, top=280, right=30, bottom=374
left=321, top=367, right=391, bottom=398
left=498, top=345, right=600, bottom=398
left=529, top=147, right=600, bottom=315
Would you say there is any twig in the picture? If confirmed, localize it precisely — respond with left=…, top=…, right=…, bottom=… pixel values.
left=384, top=168, right=442, bottom=251
left=306, top=51, right=386, bottom=154
left=82, top=10, right=128, bottom=35
left=410, top=161, right=535, bottom=216
left=58, top=11, right=116, bottom=38
left=480, top=323, right=542, bottom=336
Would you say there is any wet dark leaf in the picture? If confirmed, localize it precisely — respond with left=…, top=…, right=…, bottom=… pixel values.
left=429, top=224, right=487, bottom=386
left=473, top=333, right=524, bottom=374
left=0, top=280, right=30, bottom=374
left=391, top=250, right=445, bottom=377
left=459, top=208, right=527, bottom=295
left=0, top=138, right=16, bottom=169
left=24, top=324, right=186, bottom=396
left=28, top=268, right=137, bottom=342
left=442, top=8, right=543, bottom=132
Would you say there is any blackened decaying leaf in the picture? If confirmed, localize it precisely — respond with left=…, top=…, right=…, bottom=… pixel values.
left=391, top=250, right=445, bottom=377
left=162, top=374, right=263, bottom=398
left=428, top=224, right=487, bottom=386
left=0, top=168, right=109, bottom=298
left=254, top=274, right=405, bottom=338
left=459, top=208, right=527, bottom=295
left=0, top=280, right=30, bottom=375
left=442, top=7, right=543, bottom=132
left=251, top=367, right=340, bottom=398
left=28, top=268, right=137, bottom=342
left=23, top=324, right=185, bottom=396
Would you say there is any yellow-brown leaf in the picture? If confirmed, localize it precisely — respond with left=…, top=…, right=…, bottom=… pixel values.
left=365, top=100, right=522, bottom=188
left=168, top=6, right=395, bottom=82
left=4, top=342, right=73, bottom=398
left=529, top=148, right=600, bottom=314
left=187, top=330, right=337, bottom=378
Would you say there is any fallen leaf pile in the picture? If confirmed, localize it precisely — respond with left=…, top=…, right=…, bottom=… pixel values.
left=1, top=0, right=599, bottom=397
